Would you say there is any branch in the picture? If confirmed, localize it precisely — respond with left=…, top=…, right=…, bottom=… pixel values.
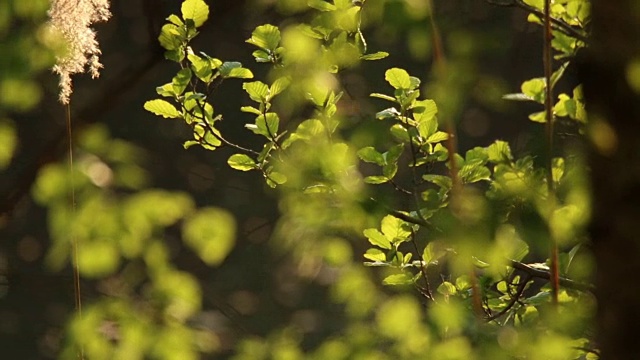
left=509, top=260, right=595, bottom=293
left=486, top=274, right=532, bottom=321
left=486, top=0, right=589, bottom=43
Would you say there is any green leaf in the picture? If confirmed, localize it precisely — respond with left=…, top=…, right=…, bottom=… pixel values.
left=382, top=162, right=398, bottom=179
left=240, top=106, right=261, bottom=115
left=270, top=77, right=291, bottom=97
left=144, top=99, right=181, bottom=118
left=243, top=81, right=270, bottom=103
left=487, top=140, right=513, bottom=163
left=423, top=174, right=452, bottom=190
left=460, top=164, right=491, bottom=183
left=182, top=207, right=236, bottom=266
left=156, top=83, right=176, bottom=97
left=375, top=107, right=401, bottom=120
left=357, top=147, right=385, bottom=165
left=528, top=111, right=547, bottom=123
left=226, top=67, right=253, bottom=79
left=363, top=228, right=392, bottom=249
left=246, top=24, right=281, bottom=50
left=307, top=0, right=337, bottom=11
left=521, top=78, right=546, bottom=103
left=183, top=140, right=199, bottom=149
left=267, top=171, right=287, bottom=185
left=502, top=93, right=534, bottom=102
left=252, top=49, right=271, bottom=63
left=227, top=154, right=256, bottom=171
left=219, top=62, right=254, bottom=79
left=427, top=131, right=449, bottom=144
left=381, top=215, right=411, bottom=243
left=382, top=273, right=414, bottom=286
left=364, top=248, right=386, bottom=262
left=364, top=175, right=390, bottom=184
left=167, top=14, right=184, bottom=26
left=412, top=99, right=438, bottom=122
left=437, top=281, right=457, bottom=295
left=422, top=242, right=446, bottom=266
left=370, top=93, right=397, bottom=102
left=385, top=143, right=405, bottom=163
left=361, top=52, right=389, bottom=61
left=172, top=68, right=192, bottom=95
left=188, top=53, right=212, bottom=82
left=385, top=68, right=412, bottom=89
left=181, top=0, right=209, bottom=28
left=250, top=113, right=279, bottom=138
left=158, top=24, right=183, bottom=51
left=390, top=124, right=410, bottom=142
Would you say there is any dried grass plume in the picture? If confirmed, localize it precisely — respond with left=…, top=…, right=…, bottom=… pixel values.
left=48, top=0, right=112, bottom=104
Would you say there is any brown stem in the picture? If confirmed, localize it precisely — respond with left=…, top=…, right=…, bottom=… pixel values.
left=543, top=0, right=560, bottom=306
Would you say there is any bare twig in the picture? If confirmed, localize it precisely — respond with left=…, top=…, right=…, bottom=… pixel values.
left=486, top=274, right=532, bottom=322
left=485, top=0, right=589, bottom=43
left=509, top=260, right=594, bottom=293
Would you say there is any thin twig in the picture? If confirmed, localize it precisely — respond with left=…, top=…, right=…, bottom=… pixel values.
left=486, top=274, right=532, bottom=322
left=509, top=260, right=594, bottom=292
left=410, top=228, right=433, bottom=300
left=485, top=0, right=589, bottom=43
left=543, top=0, right=560, bottom=306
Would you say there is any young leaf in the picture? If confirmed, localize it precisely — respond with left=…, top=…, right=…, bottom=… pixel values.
left=364, top=176, right=390, bottom=184
left=521, top=78, right=545, bottom=103
left=156, top=83, right=176, bottom=97
left=246, top=24, right=281, bottom=51
left=158, top=24, right=182, bottom=51
left=487, top=140, right=513, bottom=163
left=364, top=248, right=386, bottom=262
left=385, top=68, right=412, bottom=90
left=144, top=99, right=181, bottom=119
left=240, top=106, right=262, bottom=115
left=390, top=124, right=410, bottom=142
left=361, top=51, right=389, bottom=61
left=219, top=62, right=253, bottom=79
left=252, top=113, right=279, bottom=138
left=363, top=228, right=392, bottom=249
left=307, top=0, right=337, bottom=12
left=357, top=147, right=385, bottom=165
left=437, top=281, right=457, bottom=295
left=370, top=93, right=396, bottom=102
left=382, top=273, right=414, bottom=286
left=380, top=215, right=411, bottom=243
left=375, top=107, right=401, bottom=120
left=227, top=154, right=256, bottom=171
left=172, top=68, right=192, bottom=95
left=181, top=0, right=209, bottom=28
left=243, top=81, right=270, bottom=103
left=188, top=54, right=212, bottom=82
left=270, top=77, right=291, bottom=97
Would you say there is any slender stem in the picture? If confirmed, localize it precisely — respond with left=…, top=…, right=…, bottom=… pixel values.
left=543, top=0, right=560, bottom=305
left=411, top=229, right=433, bottom=300
left=66, top=104, right=84, bottom=360
left=509, top=260, right=594, bottom=292
left=486, top=275, right=532, bottom=322
left=486, top=0, right=589, bottom=43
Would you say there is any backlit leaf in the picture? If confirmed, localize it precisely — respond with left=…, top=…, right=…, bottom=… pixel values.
left=181, top=0, right=209, bottom=27
left=144, top=99, right=181, bottom=119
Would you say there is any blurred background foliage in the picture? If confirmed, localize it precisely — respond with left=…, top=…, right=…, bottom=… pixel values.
left=0, top=0, right=597, bottom=359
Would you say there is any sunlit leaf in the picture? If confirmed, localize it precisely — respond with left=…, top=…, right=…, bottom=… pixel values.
left=228, top=154, right=256, bottom=171
left=385, top=68, right=412, bottom=89
left=181, top=0, right=209, bottom=27
left=144, top=99, right=181, bottom=119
